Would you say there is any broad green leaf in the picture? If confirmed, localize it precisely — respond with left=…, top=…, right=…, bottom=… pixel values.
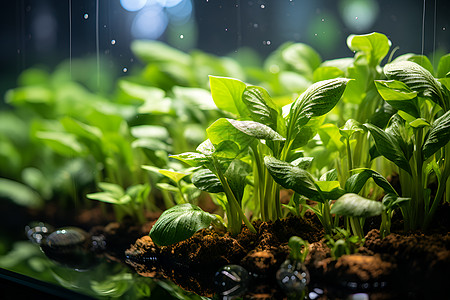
left=281, top=43, right=321, bottom=78
left=313, top=66, right=345, bottom=82
left=392, top=54, right=435, bottom=74
left=225, top=159, right=251, bottom=202
left=437, top=54, right=450, bottom=78
left=60, top=117, right=102, bottom=140
left=364, top=123, right=412, bottom=175
left=207, top=118, right=284, bottom=156
left=290, top=157, right=314, bottom=169
left=409, top=118, right=429, bottom=128
left=320, top=169, right=339, bottom=182
left=345, top=168, right=398, bottom=196
left=347, top=32, right=391, bottom=67
left=315, top=181, right=345, bottom=200
left=242, top=86, right=282, bottom=132
left=422, top=110, right=450, bottom=160
left=156, top=183, right=179, bottom=193
left=192, top=169, right=224, bottom=193
left=35, top=131, right=85, bottom=156
left=149, top=203, right=215, bottom=246
left=196, top=139, right=215, bottom=156
left=131, top=40, right=190, bottom=65
left=289, top=78, right=350, bottom=136
left=130, top=125, right=169, bottom=140
left=209, top=76, right=248, bottom=116
left=331, top=193, right=384, bottom=217
left=339, top=119, right=364, bottom=140
left=264, top=156, right=321, bottom=201
left=119, top=80, right=165, bottom=102
left=374, top=80, right=420, bottom=118
left=5, top=86, right=53, bottom=105
left=0, top=178, right=43, bottom=208
left=170, top=152, right=208, bottom=167
left=318, top=123, right=344, bottom=152
left=158, top=169, right=189, bottom=184
left=384, top=61, right=445, bottom=110
left=172, top=86, right=217, bottom=110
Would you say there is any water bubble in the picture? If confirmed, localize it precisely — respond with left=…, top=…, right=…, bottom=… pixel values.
left=179, top=34, right=184, bottom=39
left=355, top=16, right=358, bottom=20
left=83, top=13, right=89, bottom=19
left=314, top=33, right=318, bottom=36
left=214, top=265, right=250, bottom=297
left=253, top=23, right=259, bottom=28
left=276, top=259, right=310, bottom=296
left=321, top=18, right=325, bottom=22
left=123, top=67, right=128, bottom=73
left=111, top=39, right=116, bottom=45
left=260, top=4, right=265, bottom=8
left=25, top=222, right=54, bottom=244
left=443, top=27, right=446, bottom=31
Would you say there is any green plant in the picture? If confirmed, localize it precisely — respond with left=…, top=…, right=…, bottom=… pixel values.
left=325, top=228, right=364, bottom=259
left=369, top=56, right=450, bottom=230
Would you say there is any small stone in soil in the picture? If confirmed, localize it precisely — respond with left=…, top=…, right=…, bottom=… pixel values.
left=214, top=264, right=250, bottom=297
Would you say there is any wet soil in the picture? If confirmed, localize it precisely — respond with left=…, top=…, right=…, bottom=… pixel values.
left=122, top=204, right=450, bottom=299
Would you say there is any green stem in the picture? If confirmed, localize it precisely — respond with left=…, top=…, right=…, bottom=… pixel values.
left=413, top=127, right=424, bottom=229
left=177, top=182, right=188, bottom=204
left=346, top=137, right=353, bottom=177
left=349, top=217, right=364, bottom=239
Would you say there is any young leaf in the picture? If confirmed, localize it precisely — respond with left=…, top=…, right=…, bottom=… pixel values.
left=149, top=203, right=215, bottom=246
left=0, top=178, right=43, bottom=208
left=382, top=193, right=411, bottom=210
left=345, top=168, right=398, bottom=196
left=289, top=78, right=350, bottom=135
left=339, top=119, right=364, bottom=140
left=264, top=156, right=320, bottom=201
left=422, top=110, right=450, bottom=160
left=242, top=86, right=282, bottom=132
left=209, top=76, right=248, bottom=117
left=437, top=54, right=450, bottom=78
left=347, top=32, right=391, bottom=67
left=170, top=152, right=209, bottom=167
left=374, top=80, right=420, bottom=118
left=331, top=193, right=384, bottom=218
left=364, top=123, right=412, bottom=175
left=158, top=169, right=189, bottom=184
left=192, top=169, right=224, bottom=193
left=281, top=43, right=321, bottom=78
left=290, top=157, right=314, bottom=169
left=384, top=61, right=445, bottom=110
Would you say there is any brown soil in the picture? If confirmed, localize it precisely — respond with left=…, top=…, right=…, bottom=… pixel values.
left=122, top=204, right=450, bottom=299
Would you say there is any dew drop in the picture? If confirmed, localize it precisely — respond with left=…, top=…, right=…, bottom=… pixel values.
left=314, top=33, right=318, bottom=36
left=123, top=67, right=128, bottom=73
left=179, top=34, right=184, bottom=39
left=84, top=13, right=89, bottom=19
left=443, top=27, right=446, bottom=31
left=225, top=28, right=228, bottom=32
left=111, top=39, right=116, bottom=45
left=321, top=18, right=325, bottom=22
left=260, top=4, right=265, bottom=9
left=355, top=16, right=358, bottom=20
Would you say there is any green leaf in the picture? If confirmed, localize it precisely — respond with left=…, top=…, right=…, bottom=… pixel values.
left=149, top=203, right=215, bottom=246
left=192, top=169, right=224, bottom=193
left=131, top=40, right=190, bottom=66
left=290, top=157, right=314, bottom=169
left=374, top=80, right=420, bottom=118
left=209, top=76, right=248, bottom=116
left=313, top=66, right=345, bottom=82
left=207, top=118, right=284, bottom=156
left=315, top=181, right=345, bottom=200
left=158, top=169, right=189, bottom=184
left=281, top=43, right=321, bottom=78
left=382, top=193, right=411, bottom=210
left=242, top=86, right=282, bottom=132
left=5, top=86, right=53, bottom=105
left=347, top=32, right=391, bottom=67
left=422, top=110, right=450, bottom=160
left=224, top=159, right=251, bottom=203
left=392, top=54, right=435, bottom=74
left=35, top=131, right=85, bottom=156
left=98, top=182, right=125, bottom=197
left=331, top=193, right=384, bottom=218
left=345, top=168, right=398, bottom=196
left=264, top=156, right=320, bottom=201
left=0, top=178, right=43, bottom=208
left=384, top=61, right=445, bottom=110
left=130, top=125, right=169, bottom=140
left=364, top=123, right=412, bottom=175
left=170, top=152, right=208, bottom=167
left=289, top=78, right=350, bottom=136
left=119, top=80, right=165, bottom=102
left=437, top=54, right=450, bottom=78
left=339, top=119, right=364, bottom=140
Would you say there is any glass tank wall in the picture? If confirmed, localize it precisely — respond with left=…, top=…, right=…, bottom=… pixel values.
left=1, top=1, right=449, bottom=299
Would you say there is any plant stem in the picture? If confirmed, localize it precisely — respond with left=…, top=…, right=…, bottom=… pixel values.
left=413, top=127, right=424, bottom=229
left=349, top=217, right=364, bottom=239
left=346, top=137, right=353, bottom=177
